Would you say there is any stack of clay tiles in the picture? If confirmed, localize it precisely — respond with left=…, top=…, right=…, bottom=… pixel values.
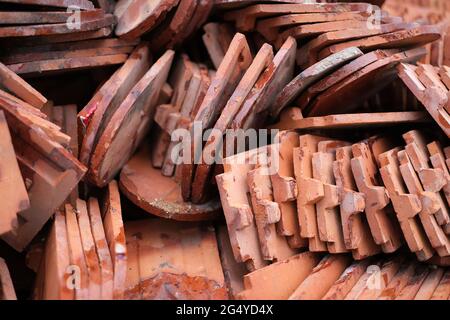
left=77, top=43, right=175, bottom=188
left=114, top=0, right=213, bottom=49
left=397, top=63, right=450, bottom=137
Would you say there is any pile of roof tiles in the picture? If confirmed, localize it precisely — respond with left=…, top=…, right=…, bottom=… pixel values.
left=0, top=0, right=449, bottom=301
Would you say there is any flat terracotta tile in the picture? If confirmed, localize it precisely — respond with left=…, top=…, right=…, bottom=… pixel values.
left=427, top=141, right=450, bottom=209
left=296, top=49, right=397, bottom=110
left=0, top=61, right=47, bottom=109
left=189, top=65, right=212, bottom=123
left=318, top=25, right=440, bottom=60
left=152, top=104, right=179, bottom=168
left=272, top=110, right=431, bottom=131
left=52, top=104, right=79, bottom=204
left=52, top=105, right=78, bottom=157
left=40, top=212, right=72, bottom=300
left=215, top=0, right=318, bottom=10
left=7, top=54, right=128, bottom=77
left=307, top=48, right=426, bottom=116
left=124, top=224, right=141, bottom=300
left=0, top=27, right=113, bottom=47
left=377, top=261, right=418, bottom=300
left=247, top=151, right=297, bottom=261
left=1, top=38, right=138, bottom=61
left=2, top=45, right=134, bottom=67
left=397, top=63, right=450, bottom=137
left=173, top=0, right=213, bottom=49
left=0, top=0, right=94, bottom=9
left=162, top=60, right=203, bottom=177
left=293, top=134, right=328, bottom=252
left=416, top=63, right=448, bottom=93
left=202, top=23, right=230, bottom=70
left=0, top=87, right=47, bottom=118
left=430, top=270, right=450, bottom=300
left=232, top=36, right=296, bottom=131
left=397, top=150, right=450, bottom=256
left=223, top=3, right=371, bottom=32
left=0, top=14, right=114, bottom=38
left=149, top=0, right=197, bottom=51
left=237, top=252, right=321, bottom=300
left=182, top=32, right=252, bottom=202
left=334, top=146, right=380, bottom=259
left=296, top=22, right=414, bottom=68
left=65, top=204, right=90, bottom=300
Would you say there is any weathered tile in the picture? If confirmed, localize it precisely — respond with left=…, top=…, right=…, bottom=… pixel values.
left=237, top=252, right=320, bottom=300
